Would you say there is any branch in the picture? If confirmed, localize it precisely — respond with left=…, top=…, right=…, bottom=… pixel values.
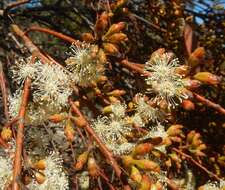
left=69, top=99, right=122, bottom=179
left=0, top=62, right=9, bottom=120
left=25, top=26, right=79, bottom=44
left=193, top=93, right=225, bottom=115
left=12, top=78, right=31, bottom=190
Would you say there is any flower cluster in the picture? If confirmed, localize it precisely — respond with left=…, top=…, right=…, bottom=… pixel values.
left=144, top=52, right=188, bottom=108
left=92, top=103, right=135, bottom=155
left=27, top=152, right=69, bottom=190
left=65, top=43, right=106, bottom=87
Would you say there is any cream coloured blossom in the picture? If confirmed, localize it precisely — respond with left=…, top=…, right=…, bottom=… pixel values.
left=10, top=57, right=37, bottom=84
left=27, top=152, right=69, bottom=190
left=0, top=156, right=12, bottom=189
left=33, top=61, right=72, bottom=109
left=65, top=43, right=105, bottom=87
left=144, top=53, right=188, bottom=108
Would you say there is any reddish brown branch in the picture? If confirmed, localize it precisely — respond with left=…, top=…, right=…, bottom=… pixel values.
left=172, top=148, right=221, bottom=181
left=193, top=93, right=225, bottom=115
left=11, top=24, right=50, bottom=63
left=69, top=99, right=122, bottom=179
left=12, top=78, right=31, bottom=190
left=0, top=62, right=9, bottom=120
left=25, top=26, right=80, bottom=44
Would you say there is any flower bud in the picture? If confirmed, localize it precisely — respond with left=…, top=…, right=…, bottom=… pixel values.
left=98, top=49, right=107, bottom=64
left=105, top=33, right=128, bottom=44
left=1, top=127, right=12, bottom=141
left=188, top=47, right=205, bottom=67
left=103, top=43, right=119, bottom=55
left=81, top=33, right=95, bottom=43
left=48, top=113, right=67, bottom=123
left=132, top=143, right=153, bottom=156
left=167, top=124, right=183, bottom=136
left=104, top=22, right=126, bottom=37
left=35, top=172, right=46, bottom=184
left=33, top=159, right=46, bottom=170
left=134, top=159, right=160, bottom=172
left=138, top=175, right=151, bottom=190
left=64, top=120, right=75, bottom=142
left=95, top=12, right=108, bottom=35
left=88, top=157, right=99, bottom=177
left=130, top=166, right=142, bottom=183
left=121, top=155, right=134, bottom=167
left=75, top=151, right=89, bottom=170
left=72, top=116, right=87, bottom=128
left=107, top=89, right=126, bottom=97
left=194, top=72, right=220, bottom=85
left=182, top=99, right=195, bottom=111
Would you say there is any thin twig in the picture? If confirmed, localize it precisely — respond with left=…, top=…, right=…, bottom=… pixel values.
left=25, top=26, right=79, bottom=44
left=12, top=78, right=31, bottom=190
left=0, top=62, right=9, bottom=120
left=173, top=148, right=221, bottom=181
left=193, top=93, right=225, bottom=115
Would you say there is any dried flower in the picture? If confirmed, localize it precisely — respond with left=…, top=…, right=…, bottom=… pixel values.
left=144, top=52, right=188, bottom=108
left=65, top=43, right=105, bottom=87
left=27, top=152, right=69, bottom=190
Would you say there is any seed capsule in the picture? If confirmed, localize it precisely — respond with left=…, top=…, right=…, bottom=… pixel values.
left=75, top=151, right=89, bottom=170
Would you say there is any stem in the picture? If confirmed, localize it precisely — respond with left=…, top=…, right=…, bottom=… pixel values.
left=25, top=26, right=79, bottom=44
left=69, top=99, right=122, bottom=179
left=12, top=78, right=31, bottom=190
left=0, top=62, right=9, bottom=120
left=193, top=93, right=225, bottom=115
left=173, top=148, right=221, bottom=181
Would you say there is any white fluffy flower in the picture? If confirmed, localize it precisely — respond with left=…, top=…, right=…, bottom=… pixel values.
left=65, top=43, right=105, bottom=87
left=0, top=156, right=12, bottom=188
left=8, top=89, right=22, bottom=118
left=201, top=180, right=225, bottom=190
left=111, top=102, right=126, bottom=119
left=27, top=152, right=69, bottom=190
left=92, top=116, right=133, bottom=155
left=10, top=57, right=37, bottom=84
left=135, top=95, right=163, bottom=124
left=33, top=62, right=72, bottom=109
left=144, top=53, right=187, bottom=108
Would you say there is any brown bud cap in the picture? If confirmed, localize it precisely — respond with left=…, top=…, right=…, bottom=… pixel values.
left=35, top=172, right=46, bottom=184
left=95, top=12, right=108, bottom=35
left=104, top=22, right=126, bottom=37
left=81, top=33, right=95, bottom=43
left=108, top=96, right=120, bottom=103
left=194, top=72, right=221, bottom=85
left=48, top=113, right=67, bottom=123
left=188, top=47, right=205, bottom=67
left=103, top=43, right=119, bottom=55
left=182, top=99, right=195, bottom=111
left=98, top=49, right=107, bottom=64
left=75, top=151, right=89, bottom=170
left=1, top=127, right=12, bottom=141
left=105, top=33, right=128, bottom=44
